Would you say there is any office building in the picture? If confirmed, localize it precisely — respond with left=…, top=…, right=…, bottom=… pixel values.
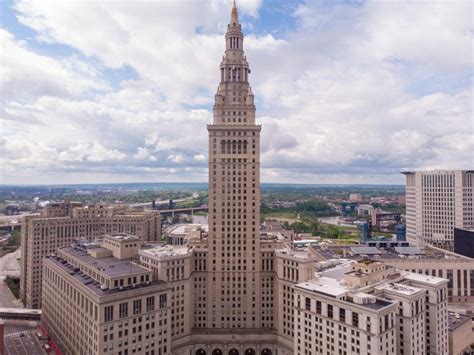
left=20, top=200, right=161, bottom=308
left=311, top=243, right=474, bottom=308
left=294, top=259, right=449, bottom=355
left=403, top=170, right=473, bottom=250
left=42, top=234, right=171, bottom=355
left=454, top=227, right=474, bottom=258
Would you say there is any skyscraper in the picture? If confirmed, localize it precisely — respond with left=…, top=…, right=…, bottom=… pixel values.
left=206, top=2, right=262, bottom=329
left=403, top=170, right=473, bottom=250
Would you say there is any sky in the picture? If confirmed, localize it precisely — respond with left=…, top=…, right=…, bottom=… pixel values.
left=0, top=0, right=472, bottom=185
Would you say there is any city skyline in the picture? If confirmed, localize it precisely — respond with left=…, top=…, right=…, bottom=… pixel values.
left=1, top=0, right=472, bottom=185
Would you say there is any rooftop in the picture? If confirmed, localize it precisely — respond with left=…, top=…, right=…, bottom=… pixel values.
left=376, top=282, right=423, bottom=296
left=140, top=245, right=191, bottom=259
left=296, top=277, right=395, bottom=311
left=448, top=311, right=471, bottom=331
left=104, top=233, right=140, bottom=242
left=275, top=246, right=317, bottom=260
left=60, top=246, right=148, bottom=278
left=313, top=244, right=469, bottom=261
left=403, top=272, right=447, bottom=286
left=47, top=255, right=164, bottom=297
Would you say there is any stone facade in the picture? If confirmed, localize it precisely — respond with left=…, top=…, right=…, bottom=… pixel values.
left=20, top=200, right=161, bottom=308
left=403, top=170, right=474, bottom=250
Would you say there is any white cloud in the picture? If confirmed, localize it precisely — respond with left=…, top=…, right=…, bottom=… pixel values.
left=1, top=0, right=472, bottom=184
left=168, top=154, right=185, bottom=164
left=193, top=154, right=207, bottom=162
left=0, top=29, right=108, bottom=101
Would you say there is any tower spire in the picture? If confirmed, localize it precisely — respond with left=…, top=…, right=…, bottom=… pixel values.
left=231, top=0, right=239, bottom=25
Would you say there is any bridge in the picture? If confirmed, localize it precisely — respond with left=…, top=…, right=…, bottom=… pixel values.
left=159, top=206, right=208, bottom=217
left=0, top=308, right=42, bottom=321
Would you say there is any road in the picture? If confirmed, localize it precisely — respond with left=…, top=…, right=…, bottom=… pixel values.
left=3, top=328, right=45, bottom=355
left=0, top=248, right=21, bottom=277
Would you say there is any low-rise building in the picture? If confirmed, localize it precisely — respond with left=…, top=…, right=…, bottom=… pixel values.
left=42, top=235, right=171, bottom=355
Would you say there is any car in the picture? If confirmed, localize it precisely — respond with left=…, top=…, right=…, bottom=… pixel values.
left=20, top=333, right=25, bottom=337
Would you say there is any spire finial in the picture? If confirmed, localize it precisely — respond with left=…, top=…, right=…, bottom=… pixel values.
left=231, top=0, right=239, bottom=24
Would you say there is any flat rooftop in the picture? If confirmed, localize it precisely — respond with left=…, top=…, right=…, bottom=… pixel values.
left=313, top=244, right=469, bottom=261
left=404, top=272, right=447, bottom=286
left=448, top=311, right=471, bottom=331
left=140, top=245, right=191, bottom=258
left=61, top=246, right=149, bottom=278
left=47, top=255, right=165, bottom=297
left=296, top=277, right=394, bottom=311
left=376, top=282, right=423, bottom=296
left=297, top=277, right=347, bottom=298
left=169, top=224, right=205, bottom=235
left=275, top=247, right=316, bottom=260
left=105, top=233, right=140, bottom=242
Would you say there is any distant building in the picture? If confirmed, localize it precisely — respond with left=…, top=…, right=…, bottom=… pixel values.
left=397, top=195, right=406, bottom=205
left=454, top=227, right=474, bottom=258
left=349, top=193, right=362, bottom=202
left=358, top=221, right=371, bottom=242
left=402, top=170, right=473, bottom=250
left=395, top=224, right=406, bottom=241
left=20, top=200, right=161, bottom=309
left=357, top=204, right=373, bottom=216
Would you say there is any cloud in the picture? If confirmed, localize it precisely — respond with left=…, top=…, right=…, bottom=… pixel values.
left=0, top=29, right=108, bottom=101
left=193, top=154, right=207, bottom=162
left=0, top=0, right=472, bottom=184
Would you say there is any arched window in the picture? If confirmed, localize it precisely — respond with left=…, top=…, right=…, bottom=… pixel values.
left=232, top=141, right=237, bottom=154
left=227, top=141, right=231, bottom=154
left=237, top=140, right=242, bottom=153
left=245, top=350, right=255, bottom=355
left=229, top=349, right=239, bottom=355
left=221, top=140, right=226, bottom=154
left=243, top=141, right=248, bottom=154
left=212, top=350, right=223, bottom=355
left=261, top=350, right=272, bottom=355
left=196, top=350, right=206, bottom=355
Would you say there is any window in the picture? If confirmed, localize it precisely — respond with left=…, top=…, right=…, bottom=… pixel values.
left=105, top=306, right=114, bottom=322
left=316, top=301, right=322, bottom=315
left=133, top=299, right=142, bottom=315
left=147, top=296, right=155, bottom=312
left=119, top=302, right=128, bottom=318
left=159, top=294, right=167, bottom=309
left=352, top=312, right=359, bottom=327
left=305, top=298, right=311, bottom=311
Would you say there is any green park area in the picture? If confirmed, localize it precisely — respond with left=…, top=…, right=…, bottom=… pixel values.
left=261, top=200, right=360, bottom=243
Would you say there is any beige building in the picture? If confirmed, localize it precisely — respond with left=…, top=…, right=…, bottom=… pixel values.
left=448, top=312, right=474, bottom=355
left=206, top=0, right=262, bottom=331
left=21, top=200, right=161, bottom=308
left=403, top=170, right=473, bottom=250
left=294, top=259, right=449, bottom=355
left=42, top=235, right=171, bottom=355
left=39, top=5, right=458, bottom=355
left=311, top=243, right=474, bottom=308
